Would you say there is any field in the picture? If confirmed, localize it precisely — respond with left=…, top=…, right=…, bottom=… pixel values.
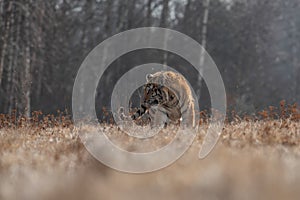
left=0, top=107, right=300, bottom=200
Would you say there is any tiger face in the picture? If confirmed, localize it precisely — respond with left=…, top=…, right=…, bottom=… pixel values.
left=131, top=83, right=181, bottom=126
left=143, top=83, right=162, bottom=107
left=143, top=83, right=178, bottom=108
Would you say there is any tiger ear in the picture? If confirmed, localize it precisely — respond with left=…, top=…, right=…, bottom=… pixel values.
left=146, top=74, right=154, bottom=81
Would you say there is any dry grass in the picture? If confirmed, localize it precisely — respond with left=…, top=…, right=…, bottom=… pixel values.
left=0, top=103, right=300, bottom=200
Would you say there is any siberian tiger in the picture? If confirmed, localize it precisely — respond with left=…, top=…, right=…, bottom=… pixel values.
left=131, top=71, right=195, bottom=128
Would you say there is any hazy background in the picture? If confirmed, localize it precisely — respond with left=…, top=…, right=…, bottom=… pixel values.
left=0, top=0, right=299, bottom=119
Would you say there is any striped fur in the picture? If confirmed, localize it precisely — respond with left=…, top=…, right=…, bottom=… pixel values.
left=132, top=71, right=195, bottom=128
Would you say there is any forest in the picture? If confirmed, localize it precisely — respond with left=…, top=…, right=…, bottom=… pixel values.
left=0, top=0, right=299, bottom=118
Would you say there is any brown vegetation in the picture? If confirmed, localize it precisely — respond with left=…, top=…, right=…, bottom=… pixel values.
left=0, top=103, right=299, bottom=200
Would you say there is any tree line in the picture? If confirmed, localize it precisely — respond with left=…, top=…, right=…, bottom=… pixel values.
left=0, top=0, right=299, bottom=118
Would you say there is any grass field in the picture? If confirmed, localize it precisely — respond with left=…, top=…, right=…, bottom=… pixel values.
left=0, top=107, right=300, bottom=200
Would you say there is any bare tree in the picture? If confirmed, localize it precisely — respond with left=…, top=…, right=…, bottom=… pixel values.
left=160, top=0, right=169, bottom=66
left=197, top=0, right=210, bottom=97
left=146, top=0, right=153, bottom=26
left=22, top=1, right=32, bottom=117
left=0, top=1, right=10, bottom=85
left=104, top=0, right=114, bottom=37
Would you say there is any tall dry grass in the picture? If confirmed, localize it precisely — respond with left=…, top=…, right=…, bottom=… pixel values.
left=0, top=102, right=299, bottom=200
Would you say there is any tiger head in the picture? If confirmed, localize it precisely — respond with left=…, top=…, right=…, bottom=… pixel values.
left=142, top=83, right=178, bottom=109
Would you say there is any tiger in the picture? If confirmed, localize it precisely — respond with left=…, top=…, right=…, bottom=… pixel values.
left=131, top=71, right=195, bottom=128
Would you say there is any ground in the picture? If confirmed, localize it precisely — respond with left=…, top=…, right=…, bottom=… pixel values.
left=0, top=119, right=299, bottom=200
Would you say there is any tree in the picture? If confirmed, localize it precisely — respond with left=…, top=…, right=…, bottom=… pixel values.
left=197, top=0, right=210, bottom=98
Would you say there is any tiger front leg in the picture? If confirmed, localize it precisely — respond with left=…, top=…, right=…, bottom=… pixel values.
left=131, top=105, right=151, bottom=126
left=148, top=105, right=169, bottom=129
left=131, top=104, right=147, bottom=120
left=180, top=102, right=195, bottom=129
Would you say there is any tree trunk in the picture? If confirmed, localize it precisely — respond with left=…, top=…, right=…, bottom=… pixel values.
left=6, top=2, right=16, bottom=113
left=0, top=1, right=11, bottom=85
left=197, top=0, right=210, bottom=98
left=127, top=0, right=137, bottom=29
left=146, top=0, right=153, bottom=26
left=23, top=2, right=32, bottom=117
left=120, top=0, right=129, bottom=30
left=24, top=45, right=31, bottom=117
left=104, top=0, right=114, bottom=37
left=182, top=0, right=191, bottom=29
left=10, top=5, right=23, bottom=114
left=160, top=0, right=169, bottom=67
left=160, top=0, right=169, bottom=27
